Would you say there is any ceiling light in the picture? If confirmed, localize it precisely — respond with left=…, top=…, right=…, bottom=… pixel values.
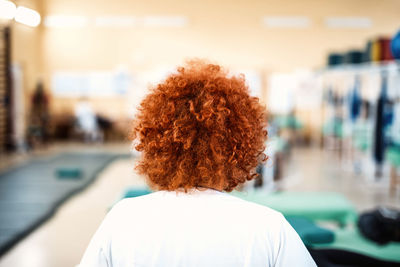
left=14, top=6, right=41, bottom=27
left=325, top=17, right=372, bottom=28
left=44, top=15, right=88, bottom=28
left=0, top=0, right=17, bottom=20
left=141, top=16, right=188, bottom=27
left=263, top=16, right=311, bottom=28
left=95, top=16, right=137, bottom=27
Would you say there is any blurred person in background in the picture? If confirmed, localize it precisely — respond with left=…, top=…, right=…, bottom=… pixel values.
left=75, top=97, right=103, bottom=143
left=80, top=60, right=315, bottom=267
left=28, top=81, right=50, bottom=147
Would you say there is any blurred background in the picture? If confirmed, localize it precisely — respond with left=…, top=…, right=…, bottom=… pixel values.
left=0, top=0, right=399, bottom=266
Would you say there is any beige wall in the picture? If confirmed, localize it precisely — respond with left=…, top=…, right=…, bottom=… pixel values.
left=42, top=0, right=400, bottom=71
left=6, top=0, right=44, bottom=141
left=11, top=0, right=43, bottom=93
left=10, top=0, right=400, bottom=119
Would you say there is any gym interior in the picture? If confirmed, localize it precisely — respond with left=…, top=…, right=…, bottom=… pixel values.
left=0, top=0, right=399, bottom=266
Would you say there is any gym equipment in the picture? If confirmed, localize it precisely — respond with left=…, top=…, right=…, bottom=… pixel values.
left=378, top=38, right=393, bottom=61
left=231, top=191, right=357, bottom=226
left=387, top=145, right=400, bottom=166
left=387, top=145, right=400, bottom=195
left=122, top=187, right=152, bottom=198
left=309, top=247, right=400, bottom=267
left=345, top=50, right=364, bottom=64
left=371, top=39, right=381, bottom=62
left=286, top=216, right=335, bottom=246
left=273, top=115, right=303, bottom=130
left=311, top=227, right=400, bottom=264
left=327, top=53, right=344, bottom=66
left=358, top=207, right=400, bottom=244
left=373, top=74, right=390, bottom=167
left=56, top=167, right=82, bottom=179
left=0, top=152, right=128, bottom=257
left=363, top=40, right=373, bottom=62
left=391, top=30, right=400, bottom=59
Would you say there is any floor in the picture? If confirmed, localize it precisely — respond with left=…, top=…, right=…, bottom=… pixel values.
left=284, top=147, right=399, bottom=211
left=0, top=145, right=398, bottom=267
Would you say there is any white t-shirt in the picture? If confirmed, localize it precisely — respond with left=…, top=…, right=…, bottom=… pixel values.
left=80, top=189, right=316, bottom=267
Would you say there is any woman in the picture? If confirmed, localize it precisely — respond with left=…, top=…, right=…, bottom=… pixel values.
left=80, top=60, right=315, bottom=266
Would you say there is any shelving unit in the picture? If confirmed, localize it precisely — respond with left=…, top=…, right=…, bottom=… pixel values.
left=0, top=26, right=11, bottom=154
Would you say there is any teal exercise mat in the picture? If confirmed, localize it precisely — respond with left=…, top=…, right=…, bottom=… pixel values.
left=231, top=191, right=357, bottom=226
left=286, top=216, right=335, bottom=246
left=110, top=187, right=152, bottom=209
left=311, top=227, right=400, bottom=263
left=352, top=121, right=373, bottom=152
left=121, top=187, right=152, bottom=198
left=273, top=115, right=303, bottom=130
left=387, top=146, right=400, bottom=167
left=0, top=152, right=129, bottom=257
left=322, top=119, right=344, bottom=138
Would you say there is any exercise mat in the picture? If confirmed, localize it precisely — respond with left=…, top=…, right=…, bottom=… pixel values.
left=231, top=191, right=357, bottom=226
left=0, top=152, right=128, bottom=257
left=311, top=227, right=400, bottom=263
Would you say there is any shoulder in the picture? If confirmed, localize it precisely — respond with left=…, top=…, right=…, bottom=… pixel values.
left=110, top=191, right=286, bottom=226
left=110, top=191, right=163, bottom=212
left=223, top=193, right=284, bottom=216
left=215, top=193, right=287, bottom=229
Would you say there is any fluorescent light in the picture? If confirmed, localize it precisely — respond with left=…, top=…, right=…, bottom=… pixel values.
left=325, top=17, right=372, bottom=28
left=44, top=15, right=188, bottom=28
left=44, top=15, right=88, bottom=28
left=14, top=6, right=41, bottom=27
left=95, top=16, right=137, bottom=27
left=0, top=0, right=16, bottom=20
left=263, top=16, right=311, bottom=28
left=141, top=16, right=188, bottom=27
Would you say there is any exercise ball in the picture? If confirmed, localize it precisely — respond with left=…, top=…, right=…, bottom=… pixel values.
left=391, top=30, right=400, bottom=60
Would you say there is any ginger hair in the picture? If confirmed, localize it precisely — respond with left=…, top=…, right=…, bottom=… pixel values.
left=132, top=60, right=267, bottom=192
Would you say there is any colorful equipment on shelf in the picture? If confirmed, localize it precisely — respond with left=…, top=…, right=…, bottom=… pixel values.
left=327, top=53, right=345, bottom=66
left=378, top=38, right=394, bottom=61
left=345, top=50, right=364, bottom=64
left=391, top=30, right=400, bottom=59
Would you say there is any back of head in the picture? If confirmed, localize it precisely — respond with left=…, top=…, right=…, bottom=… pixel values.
left=132, top=60, right=268, bottom=192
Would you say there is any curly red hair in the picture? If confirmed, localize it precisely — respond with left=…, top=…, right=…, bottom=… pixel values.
left=132, top=60, right=267, bottom=192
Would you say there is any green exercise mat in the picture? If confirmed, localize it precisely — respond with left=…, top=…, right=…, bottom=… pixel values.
left=0, top=152, right=129, bottom=257
left=274, top=115, right=303, bottom=130
left=322, top=119, right=343, bottom=138
left=286, top=216, right=335, bottom=246
left=231, top=191, right=357, bottom=226
left=311, top=227, right=400, bottom=263
left=387, top=146, right=400, bottom=167
left=56, top=167, right=83, bottom=179
left=352, top=121, right=373, bottom=152
left=122, top=187, right=152, bottom=198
